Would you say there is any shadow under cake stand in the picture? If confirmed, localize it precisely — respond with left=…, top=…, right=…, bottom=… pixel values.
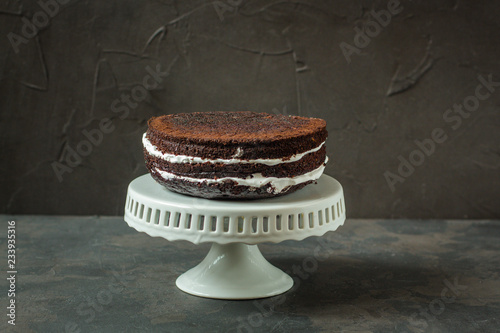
left=123, top=174, right=346, bottom=299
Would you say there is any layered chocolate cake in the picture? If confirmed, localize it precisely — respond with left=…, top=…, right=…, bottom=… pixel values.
left=143, top=111, right=328, bottom=199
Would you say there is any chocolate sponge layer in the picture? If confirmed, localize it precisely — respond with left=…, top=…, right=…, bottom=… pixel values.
left=146, top=111, right=327, bottom=160
left=144, top=145, right=326, bottom=179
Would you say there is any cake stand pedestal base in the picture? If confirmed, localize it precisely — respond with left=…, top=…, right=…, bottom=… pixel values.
left=176, top=243, right=293, bottom=299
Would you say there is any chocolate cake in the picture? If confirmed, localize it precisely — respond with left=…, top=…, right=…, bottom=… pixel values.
left=143, top=111, right=328, bottom=199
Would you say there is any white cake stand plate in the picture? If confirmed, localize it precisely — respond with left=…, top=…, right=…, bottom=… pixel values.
left=124, top=174, right=346, bottom=299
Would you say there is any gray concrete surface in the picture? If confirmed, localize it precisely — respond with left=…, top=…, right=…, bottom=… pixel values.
left=1, top=0, right=499, bottom=218
left=0, top=215, right=499, bottom=332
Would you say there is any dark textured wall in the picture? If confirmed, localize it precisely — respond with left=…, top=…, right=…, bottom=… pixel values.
left=1, top=0, right=499, bottom=218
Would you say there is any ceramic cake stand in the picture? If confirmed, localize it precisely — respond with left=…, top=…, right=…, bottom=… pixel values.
left=123, top=174, right=346, bottom=299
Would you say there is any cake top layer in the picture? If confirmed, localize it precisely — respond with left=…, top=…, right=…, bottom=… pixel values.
left=148, top=111, right=326, bottom=144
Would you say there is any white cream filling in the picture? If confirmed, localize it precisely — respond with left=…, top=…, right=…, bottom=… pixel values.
left=143, top=133, right=325, bottom=166
left=154, top=157, right=328, bottom=194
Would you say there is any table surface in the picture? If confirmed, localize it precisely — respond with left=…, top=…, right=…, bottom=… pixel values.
left=1, top=215, right=499, bottom=333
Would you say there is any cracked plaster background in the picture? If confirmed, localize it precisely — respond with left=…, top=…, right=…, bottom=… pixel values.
left=0, top=0, right=499, bottom=218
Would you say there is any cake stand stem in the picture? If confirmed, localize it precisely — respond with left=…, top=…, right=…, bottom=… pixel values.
left=175, top=243, right=293, bottom=299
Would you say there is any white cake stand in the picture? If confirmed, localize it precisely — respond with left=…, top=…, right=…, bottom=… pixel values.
left=123, top=174, right=346, bottom=299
